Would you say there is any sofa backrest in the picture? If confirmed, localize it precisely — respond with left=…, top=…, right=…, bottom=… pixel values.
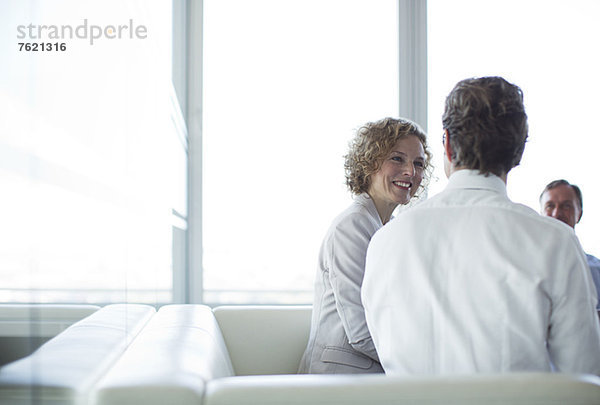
left=205, top=372, right=600, bottom=405
left=92, top=304, right=234, bottom=405
left=213, top=306, right=311, bottom=376
left=0, top=304, right=155, bottom=405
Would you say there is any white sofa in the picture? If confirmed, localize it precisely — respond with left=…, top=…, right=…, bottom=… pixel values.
left=0, top=304, right=599, bottom=405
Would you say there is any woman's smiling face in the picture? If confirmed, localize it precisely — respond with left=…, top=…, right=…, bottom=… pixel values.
left=367, top=135, right=426, bottom=210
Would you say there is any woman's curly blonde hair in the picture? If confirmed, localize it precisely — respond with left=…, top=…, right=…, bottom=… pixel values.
left=344, top=117, right=432, bottom=197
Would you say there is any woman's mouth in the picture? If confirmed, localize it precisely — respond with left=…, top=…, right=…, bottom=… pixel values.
left=392, top=180, right=412, bottom=190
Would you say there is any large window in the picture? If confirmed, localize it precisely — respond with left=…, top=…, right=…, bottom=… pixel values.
left=4, top=1, right=599, bottom=306
left=202, top=0, right=400, bottom=304
left=0, top=0, right=185, bottom=304
left=427, top=0, right=600, bottom=254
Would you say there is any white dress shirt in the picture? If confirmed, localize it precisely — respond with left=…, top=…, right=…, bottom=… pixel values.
left=362, top=170, right=600, bottom=376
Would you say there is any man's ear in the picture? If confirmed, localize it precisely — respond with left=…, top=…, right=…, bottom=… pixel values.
left=577, top=209, right=583, bottom=224
left=443, top=129, right=453, bottom=162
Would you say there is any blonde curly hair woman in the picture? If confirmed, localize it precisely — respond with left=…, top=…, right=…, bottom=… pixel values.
left=298, top=117, right=432, bottom=374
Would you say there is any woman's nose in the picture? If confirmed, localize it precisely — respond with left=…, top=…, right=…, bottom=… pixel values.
left=403, top=162, right=415, bottom=176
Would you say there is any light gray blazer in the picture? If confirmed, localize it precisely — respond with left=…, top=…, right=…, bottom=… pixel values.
left=298, top=194, right=384, bottom=374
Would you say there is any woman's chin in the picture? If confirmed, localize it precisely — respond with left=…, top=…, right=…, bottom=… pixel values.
left=395, top=196, right=411, bottom=206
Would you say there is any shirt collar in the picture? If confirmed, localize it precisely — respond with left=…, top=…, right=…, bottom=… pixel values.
left=445, top=169, right=507, bottom=196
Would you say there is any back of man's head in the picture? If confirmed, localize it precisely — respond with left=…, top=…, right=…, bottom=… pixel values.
left=442, top=76, right=529, bottom=177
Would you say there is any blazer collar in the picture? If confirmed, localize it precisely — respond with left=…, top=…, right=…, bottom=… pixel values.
left=354, top=193, right=384, bottom=227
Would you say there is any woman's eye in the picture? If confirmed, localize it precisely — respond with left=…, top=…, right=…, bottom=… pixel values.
left=391, top=156, right=404, bottom=163
left=414, top=161, right=425, bottom=168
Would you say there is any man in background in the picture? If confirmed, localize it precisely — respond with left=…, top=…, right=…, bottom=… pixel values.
left=362, top=76, right=600, bottom=376
left=540, top=179, right=600, bottom=311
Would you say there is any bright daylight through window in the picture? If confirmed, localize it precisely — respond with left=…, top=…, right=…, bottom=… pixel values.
left=427, top=0, right=600, bottom=256
left=0, top=0, right=183, bottom=304
left=202, top=0, right=399, bottom=304
left=2, top=0, right=599, bottom=306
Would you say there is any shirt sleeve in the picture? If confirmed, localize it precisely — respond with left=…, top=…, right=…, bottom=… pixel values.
left=328, top=211, right=380, bottom=362
left=547, top=236, right=600, bottom=375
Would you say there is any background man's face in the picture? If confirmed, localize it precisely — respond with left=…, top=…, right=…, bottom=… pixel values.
left=540, top=184, right=582, bottom=229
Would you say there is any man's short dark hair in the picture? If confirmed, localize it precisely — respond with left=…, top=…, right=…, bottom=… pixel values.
left=442, top=76, right=529, bottom=177
left=540, top=179, right=583, bottom=212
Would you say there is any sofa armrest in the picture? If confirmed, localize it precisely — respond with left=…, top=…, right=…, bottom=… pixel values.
left=213, top=306, right=311, bottom=376
left=0, top=304, right=101, bottom=367
left=0, top=304, right=155, bottom=405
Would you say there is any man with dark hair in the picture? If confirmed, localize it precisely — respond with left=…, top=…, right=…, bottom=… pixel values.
left=362, top=76, right=600, bottom=375
left=540, top=179, right=600, bottom=311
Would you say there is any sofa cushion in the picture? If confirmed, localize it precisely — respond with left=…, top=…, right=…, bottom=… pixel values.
left=92, top=304, right=234, bottom=405
left=204, top=373, right=600, bottom=405
left=0, top=304, right=155, bottom=405
left=213, top=306, right=311, bottom=375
